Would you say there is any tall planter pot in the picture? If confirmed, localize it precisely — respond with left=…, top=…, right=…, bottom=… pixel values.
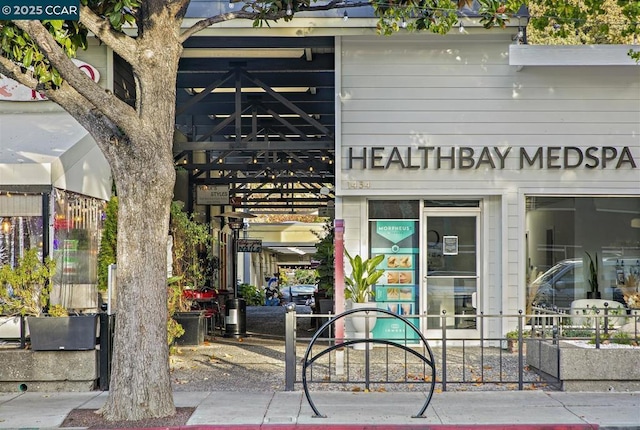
left=27, top=314, right=98, bottom=351
left=348, top=302, right=377, bottom=350
left=174, top=311, right=206, bottom=345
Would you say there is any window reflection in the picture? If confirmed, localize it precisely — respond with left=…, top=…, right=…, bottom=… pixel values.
left=526, top=196, right=640, bottom=310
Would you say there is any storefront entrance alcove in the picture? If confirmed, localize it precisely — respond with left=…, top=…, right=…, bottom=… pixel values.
left=424, top=202, right=480, bottom=336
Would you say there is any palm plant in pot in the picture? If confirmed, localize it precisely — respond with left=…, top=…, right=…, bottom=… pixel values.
left=344, top=250, right=385, bottom=344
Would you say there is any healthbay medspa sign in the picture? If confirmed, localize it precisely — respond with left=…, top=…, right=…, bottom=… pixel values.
left=346, top=146, right=637, bottom=170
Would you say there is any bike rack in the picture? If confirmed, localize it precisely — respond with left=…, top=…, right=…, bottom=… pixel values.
left=301, top=307, right=437, bottom=418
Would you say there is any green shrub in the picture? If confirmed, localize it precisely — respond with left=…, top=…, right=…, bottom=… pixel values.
left=239, top=283, right=263, bottom=306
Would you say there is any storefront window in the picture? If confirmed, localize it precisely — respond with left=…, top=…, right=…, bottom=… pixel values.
left=525, top=196, right=640, bottom=310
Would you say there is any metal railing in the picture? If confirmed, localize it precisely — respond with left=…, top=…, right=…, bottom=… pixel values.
left=285, top=304, right=640, bottom=394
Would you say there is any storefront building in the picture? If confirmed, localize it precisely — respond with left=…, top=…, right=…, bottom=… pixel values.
left=335, top=34, right=640, bottom=339
left=0, top=40, right=112, bottom=311
left=178, top=1, right=639, bottom=339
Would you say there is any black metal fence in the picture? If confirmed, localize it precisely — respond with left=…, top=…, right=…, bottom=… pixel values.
left=98, top=312, right=116, bottom=390
left=285, top=304, right=640, bottom=393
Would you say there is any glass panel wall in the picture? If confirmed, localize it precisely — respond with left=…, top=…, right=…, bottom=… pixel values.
left=52, top=189, right=105, bottom=296
left=525, top=196, right=640, bottom=310
left=0, top=215, right=45, bottom=267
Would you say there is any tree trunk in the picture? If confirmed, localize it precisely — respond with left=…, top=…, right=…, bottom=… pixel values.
left=100, top=148, right=176, bottom=420
left=99, top=15, right=181, bottom=419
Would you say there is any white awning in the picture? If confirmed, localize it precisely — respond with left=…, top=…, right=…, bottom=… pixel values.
left=0, top=111, right=111, bottom=201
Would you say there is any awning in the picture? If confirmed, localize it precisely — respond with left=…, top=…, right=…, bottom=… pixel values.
left=0, top=110, right=111, bottom=201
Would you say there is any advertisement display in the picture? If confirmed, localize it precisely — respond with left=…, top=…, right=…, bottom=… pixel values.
left=370, top=220, right=420, bottom=341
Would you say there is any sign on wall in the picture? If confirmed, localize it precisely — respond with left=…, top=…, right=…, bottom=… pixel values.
left=237, top=239, right=262, bottom=253
left=196, top=185, right=229, bottom=205
left=0, top=59, right=99, bottom=101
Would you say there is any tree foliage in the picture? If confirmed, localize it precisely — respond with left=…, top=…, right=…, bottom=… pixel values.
left=528, top=0, right=637, bottom=45
left=0, top=248, right=56, bottom=317
left=97, top=196, right=118, bottom=292
left=169, top=201, right=213, bottom=291
left=313, top=219, right=335, bottom=297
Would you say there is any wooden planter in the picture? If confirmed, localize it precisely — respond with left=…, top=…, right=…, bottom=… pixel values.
left=27, top=314, right=98, bottom=351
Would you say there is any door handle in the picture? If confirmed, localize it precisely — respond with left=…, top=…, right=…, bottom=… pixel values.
left=471, top=292, right=477, bottom=309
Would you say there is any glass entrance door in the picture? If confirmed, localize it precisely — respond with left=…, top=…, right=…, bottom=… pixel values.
left=424, top=211, right=479, bottom=332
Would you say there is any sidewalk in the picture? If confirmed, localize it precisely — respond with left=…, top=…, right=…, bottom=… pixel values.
left=0, top=390, right=638, bottom=429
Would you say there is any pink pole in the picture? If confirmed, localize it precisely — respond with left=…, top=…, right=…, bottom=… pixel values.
left=334, top=219, right=345, bottom=342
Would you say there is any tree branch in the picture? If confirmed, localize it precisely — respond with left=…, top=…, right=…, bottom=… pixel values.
left=0, top=55, right=39, bottom=89
left=13, top=20, right=137, bottom=130
left=180, top=11, right=261, bottom=42
left=179, top=0, right=371, bottom=42
left=43, top=81, right=132, bottom=171
left=79, top=5, right=138, bottom=65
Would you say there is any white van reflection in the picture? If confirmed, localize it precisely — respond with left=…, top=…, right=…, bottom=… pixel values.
left=529, top=257, right=640, bottom=310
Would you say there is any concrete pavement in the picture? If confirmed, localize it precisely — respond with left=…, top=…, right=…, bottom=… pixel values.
left=0, top=390, right=639, bottom=429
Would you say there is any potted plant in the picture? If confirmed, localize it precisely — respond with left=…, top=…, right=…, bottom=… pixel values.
left=168, top=201, right=213, bottom=345
left=344, top=250, right=385, bottom=304
left=0, top=248, right=99, bottom=350
left=585, top=252, right=601, bottom=299
left=344, top=250, right=385, bottom=343
left=505, top=329, right=530, bottom=354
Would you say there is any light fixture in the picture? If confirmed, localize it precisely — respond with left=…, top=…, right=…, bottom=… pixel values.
left=228, top=219, right=244, bottom=230
left=401, top=18, right=407, bottom=29
left=1, top=218, right=11, bottom=234
left=458, top=21, right=465, bottom=33
left=228, top=0, right=234, bottom=9
left=286, top=1, right=292, bottom=15
left=343, top=10, right=348, bottom=21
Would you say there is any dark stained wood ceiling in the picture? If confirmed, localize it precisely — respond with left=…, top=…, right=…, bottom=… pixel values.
left=174, top=36, right=335, bottom=214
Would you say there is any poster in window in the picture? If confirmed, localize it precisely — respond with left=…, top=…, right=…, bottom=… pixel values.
left=443, top=236, right=458, bottom=255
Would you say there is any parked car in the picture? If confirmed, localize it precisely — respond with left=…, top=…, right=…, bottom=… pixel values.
left=280, top=285, right=316, bottom=306
left=530, top=257, right=640, bottom=309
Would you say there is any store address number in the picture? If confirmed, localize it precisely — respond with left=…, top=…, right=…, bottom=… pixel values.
left=347, top=181, right=370, bottom=189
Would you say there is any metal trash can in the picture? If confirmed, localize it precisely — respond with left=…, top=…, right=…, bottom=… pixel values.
left=224, top=298, right=246, bottom=338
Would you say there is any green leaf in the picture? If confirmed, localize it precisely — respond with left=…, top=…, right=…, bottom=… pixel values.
left=23, top=49, right=33, bottom=68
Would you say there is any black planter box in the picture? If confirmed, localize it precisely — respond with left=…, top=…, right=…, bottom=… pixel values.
left=27, top=315, right=98, bottom=351
left=174, top=311, right=206, bottom=345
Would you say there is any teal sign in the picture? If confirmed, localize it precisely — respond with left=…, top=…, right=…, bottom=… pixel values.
left=375, top=221, right=415, bottom=244
left=1, top=0, right=79, bottom=20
